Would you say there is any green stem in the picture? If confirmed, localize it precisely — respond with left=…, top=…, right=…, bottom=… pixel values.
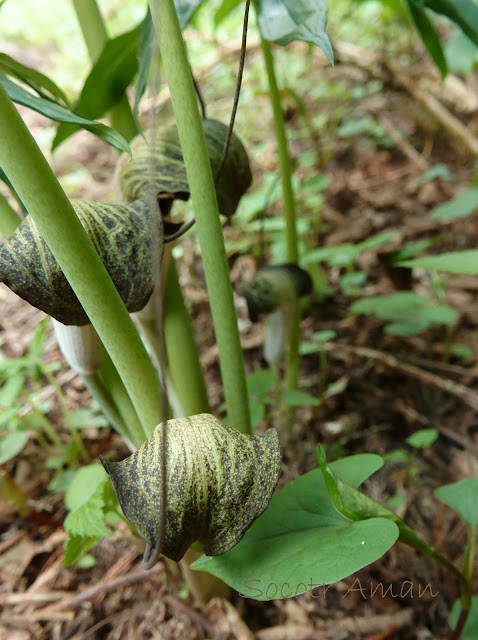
left=259, top=36, right=301, bottom=394
left=83, top=371, right=136, bottom=450
left=150, top=0, right=251, bottom=434
left=259, top=38, right=298, bottom=264
left=0, top=85, right=161, bottom=438
left=96, top=346, right=145, bottom=448
left=164, top=259, right=210, bottom=416
left=0, top=190, right=21, bottom=239
left=72, top=0, right=138, bottom=142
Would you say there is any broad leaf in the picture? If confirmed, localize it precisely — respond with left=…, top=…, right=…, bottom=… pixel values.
left=54, top=25, right=142, bottom=149
left=64, top=464, right=108, bottom=511
left=192, top=454, right=398, bottom=599
left=0, top=53, right=69, bottom=105
left=407, top=0, right=447, bottom=76
left=63, top=535, right=100, bottom=567
left=257, top=0, right=333, bottom=63
left=435, top=478, right=478, bottom=528
left=429, top=188, right=478, bottom=222
left=350, top=292, right=429, bottom=316
left=0, top=431, right=29, bottom=464
left=64, top=484, right=112, bottom=538
left=406, top=429, right=439, bottom=449
left=424, top=0, right=478, bottom=47
left=0, top=74, right=130, bottom=154
left=450, top=595, right=478, bottom=640
left=399, top=250, right=478, bottom=275
left=175, top=0, right=205, bottom=28
left=284, top=389, right=320, bottom=407
left=317, top=447, right=438, bottom=557
left=214, top=0, right=243, bottom=26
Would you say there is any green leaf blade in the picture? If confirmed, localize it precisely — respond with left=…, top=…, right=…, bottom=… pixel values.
left=429, top=188, right=478, bottom=222
left=258, top=0, right=333, bottom=63
left=399, top=250, right=478, bottom=275
left=53, top=25, right=142, bottom=149
left=435, top=478, right=478, bottom=528
left=192, top=454, right=398, bottom=599
left=0, top=431, right=29, bottom=464
left=0, top=74, right=130, bottom=154
left=407, top=0, right=447, bottom=76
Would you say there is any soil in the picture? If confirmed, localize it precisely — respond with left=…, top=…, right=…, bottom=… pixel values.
left=1, top=36, right=478, bottom=640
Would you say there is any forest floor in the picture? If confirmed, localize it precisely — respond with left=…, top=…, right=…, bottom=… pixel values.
left=1, top=25, right=478, bottom=640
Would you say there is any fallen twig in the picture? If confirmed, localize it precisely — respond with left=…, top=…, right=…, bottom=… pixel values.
left=325, top=342, right=478, bottom=412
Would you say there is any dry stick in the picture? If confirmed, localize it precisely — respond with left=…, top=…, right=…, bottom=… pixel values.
left=55, top=567, right=164, bottom=610
left=324, top=342, right=478, bottom=412
left=378, top=115, right=429, bottom=171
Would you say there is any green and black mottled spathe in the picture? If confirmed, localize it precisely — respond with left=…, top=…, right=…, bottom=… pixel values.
left=242, top=263, right=313, bottom=322
left=115, top=119, right=252, bottom=218
left=101, top=414, right=282, bottom=563
left=0, top=198, right=160, bottom=325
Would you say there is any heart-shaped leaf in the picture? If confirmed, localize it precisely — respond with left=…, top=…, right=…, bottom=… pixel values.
left=192, top=454, right=399, bottom=599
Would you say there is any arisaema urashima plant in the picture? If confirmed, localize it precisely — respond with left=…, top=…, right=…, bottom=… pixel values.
left=1, top=0, right=478, bottom=637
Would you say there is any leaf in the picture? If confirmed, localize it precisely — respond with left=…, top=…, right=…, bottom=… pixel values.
left=192, top=454, right=399, bottom=599
left=247, top=369, right=276, bottom=398
left=257, top=0, right=333, bottom=63
left=445, top=29, right=478, bottom=75
left=284, top=389, right=320, bottom=407
left=63, top=535, right=99, bottom=567
left=0, top=53, right=69, bottom=105
left=435, top=478, right=478, bottom=528
left=214, top=0, right=243, bottom=26
left=0, top=431, right=29, bottom=464
left=429, top=188, right=478, bottom=222
left=399, top=250, right=478, bottom=275
left=64, top=464, right=108, bottom=511
left=356, top=232, right=398, bottom=252
left=350, top=292, right=429, bottom=316
left=53, top=25, right=142, bottom=149
left=407, top=0, right=447, bottom=76
left=64, top=486, right=112, bottom=538
left=406, top=429, right=439, bottom=449
left=318, top=451, right=437, bottom=557
left=450, top=595, right=478, bottom=639
left=424, top=0, right=478, bottom=47
left=175, top=0, right=206, bottom=29
left=0, top=372, right=24, bottom=408
left=134, top=8, right=155, bottom=121
left=0, top=74, right=130, bottom=154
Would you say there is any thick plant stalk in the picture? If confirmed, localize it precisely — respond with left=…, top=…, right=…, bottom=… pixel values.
left=96, top=348, right=144, bottom=449
left=163, top=259, right=210, bottom=416
left=0, top=84, right=162, bottom=439
left=260, top=36, right=301, bottom=395
left=149, top=0, right=251, bottom=434
left=0, top=191, right=21, bottom=239
left=72, top=0, right=138, bottom=142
